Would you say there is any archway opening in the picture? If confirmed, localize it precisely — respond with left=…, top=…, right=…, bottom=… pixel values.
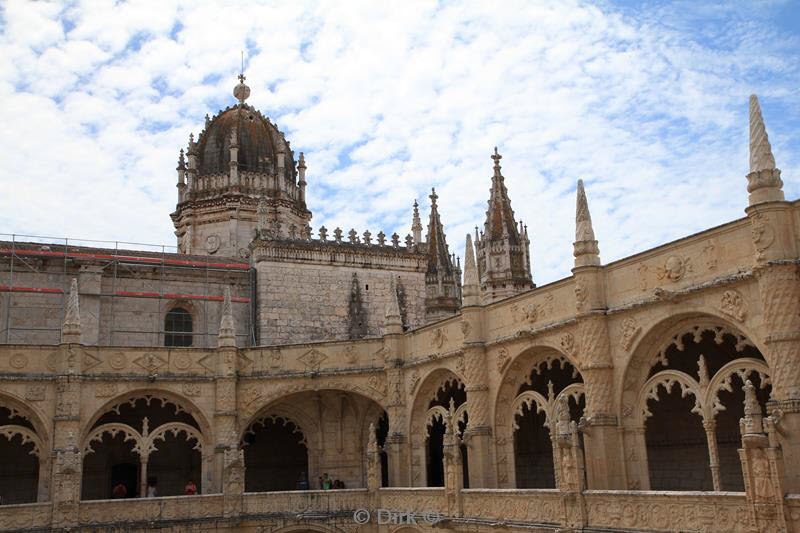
left=514, top=404, right=554, bottom=488
left=244, top=416, right=308, bottom=492
left=645, top=383, right=710, bottom=491
left=376, top=412, right=389, bottom=487
left=0, top=405, right=41, bottom=504
left=148, top=430, right=202, bottom=496
left=424, top=378, right=467, bottom=488
left=83, top=431, right=141, bottom=500
left=0, top=433, right=39, bottom=504
left=82, top=395, right=205, bottom=499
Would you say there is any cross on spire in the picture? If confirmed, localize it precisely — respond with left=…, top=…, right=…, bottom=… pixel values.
left=492, top=146, right=502, bottom=168
left=429, top=187, right=438, bottom=206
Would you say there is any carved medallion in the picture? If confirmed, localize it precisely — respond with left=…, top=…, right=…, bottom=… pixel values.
left=206, top=234, right=221, bottom=253
left=9, top=353, right=27, bottom=369
left=109, top=352, right=127, bottom=370
left=560, top=333, right=576, bottom=356
left=719, top=289, right=747, bottom=322
left=182, top=383, right=201, bottom=397
left=657, top=255, right=692, bottom=282
left=133, top=352, right=167, bottom=373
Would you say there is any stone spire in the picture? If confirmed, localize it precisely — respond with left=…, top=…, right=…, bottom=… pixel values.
left=573, top=179, right=600, bottom=268
left=747, top=95, right=784, bottom=205
left=475, top=147, right=533, bottom=303
left=411, top=199, right=423, bottom=246
left=425, top=188, right=461, bottom=322
left=218, top=286, right=236, bottom=348
left=383, top=277, right=403, bottom=335
left=462, top=233, right=480, bottom=307
left=61, top=278, right=81, bottom=344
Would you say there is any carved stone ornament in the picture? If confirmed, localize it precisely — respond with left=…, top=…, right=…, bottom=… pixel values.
left=109, top=352, right=127, bottom=370
left=182, top=383, right=201, bottom=397
left=343, top=345, right=358, bottom=365
left=134, top=352, right=167, bottom=373
left=95, top=383, right=117, bottom=398
left=206, top=234, right=221, bottom=253
left=750, top=212, right=775, bottom=262
left=620, top=317, right=642, bottom=351
left=172, top=352, right=192, bottom=370
left=409, top=370, right=421, bottom=393
left=637, top=263, right=648, bottom=291
left=560, top=333, right=576, bottom=356
left=719, top=289, right=747, bottom=322
left=657, top=255, right=692, bottom=282
left=9, top=353, right=27, bottom=369
left=432, top=328, right=447, bottom=350
left=574, top=281, right=588, bottom=312
left=25, top=384, right=46, bottom=401
left=460, top=319, right=471, bottom=338
left=298, top=349, right=327, bottom=371
left=268, top=348, right=282, bottom=369
left=702, top=241, right=717, bottom=271
left=496, top=347, right=511, bottom=373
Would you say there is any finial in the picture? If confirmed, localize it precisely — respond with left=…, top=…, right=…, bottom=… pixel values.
left=575, top=179, right=595, bottom=242
left=233, top=54, right=250, bottom=104
left=491, top=146, right=502, bottom=167
left=177, top=149, right=186, bottom=169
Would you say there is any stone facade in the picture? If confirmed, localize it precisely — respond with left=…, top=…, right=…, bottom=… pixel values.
left=0, top=91, right=799, bottom=533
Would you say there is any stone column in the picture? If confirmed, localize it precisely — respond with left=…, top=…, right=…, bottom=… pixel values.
left=222, top=445, right=245, bottom=519
left=442, top=403, right=463, bottom=518
left=555, top=399, right=587, bottom=530
left=703, top=418, right=721, bottom=491
left=739, top=380, right=790, bottom=532
left=213, top=287, right=240, bottom=494
left=383, top=278, right=409, bottom=486
left=460, top=233, right=495, bottom=488
left=745, top=94, right=800, bottom=492
left=571, top=180, right=624, bottom=490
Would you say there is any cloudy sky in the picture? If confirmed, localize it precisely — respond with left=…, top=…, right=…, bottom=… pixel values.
left=1, top=0, right=798, bottom=284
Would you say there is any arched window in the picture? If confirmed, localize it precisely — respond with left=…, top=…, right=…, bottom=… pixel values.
left=165, top=308, right=192, bottom=347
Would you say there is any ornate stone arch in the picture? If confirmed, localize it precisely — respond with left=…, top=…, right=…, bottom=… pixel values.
left=408, top=367, right=464, bottom=486
left=492, top=344, right=584, bottom=488
left=619, top=314, right=765, bottom=425
left=0, top=425, right=43, bottom=457
left=0, top=390, right=49, bottom=447
left=239, top=381, right=389, bottom=424
left=620, top=313, right=769, bottom=491
left=81, top=388, right=213, bottom=443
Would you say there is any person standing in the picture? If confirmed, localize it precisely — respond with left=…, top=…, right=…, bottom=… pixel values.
left=184, top=479, right=197, bottom=495
left=112, top=482, right=127, bottom=499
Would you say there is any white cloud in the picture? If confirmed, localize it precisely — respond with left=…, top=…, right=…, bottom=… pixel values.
left=0, top=0, right=798, bottom=283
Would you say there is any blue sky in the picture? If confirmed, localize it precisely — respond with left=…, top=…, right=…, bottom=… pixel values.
left=1, top=0, right=798, bottom=283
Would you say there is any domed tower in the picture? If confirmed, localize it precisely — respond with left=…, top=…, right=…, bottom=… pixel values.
left=171, top=74, right=311, bottom=258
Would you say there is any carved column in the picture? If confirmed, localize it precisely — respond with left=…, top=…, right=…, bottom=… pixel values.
left=703, top=418, right=721, bottom=491
left=555, top=405, right=587, bottom=531
left=383, top=296, right=409, bottom=487
left=739, top=380, right=790, bottom=532
left=575, top=309, right=623, bottom=488
left=366, top=422, right=382, bottom=512
left=442, top=406, right=463, bottom=518
left=51, top=345, right=83, bottom=528
left=461, top=306, right=494, bottom=488
left=222, top=445, right=245, bottom=519
left=748, top=202, right=800, bottom=491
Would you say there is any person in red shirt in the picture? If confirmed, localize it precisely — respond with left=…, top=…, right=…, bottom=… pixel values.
left=184, top=480, right=197, bottom=495
left=112, top=482, right=127, bottom=499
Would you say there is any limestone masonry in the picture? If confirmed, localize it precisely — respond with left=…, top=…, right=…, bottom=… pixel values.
left=0, top=81, right=798, bottom=533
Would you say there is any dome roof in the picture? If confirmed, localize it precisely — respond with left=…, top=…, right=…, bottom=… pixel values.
left=196, top=104, right=295, bottom=181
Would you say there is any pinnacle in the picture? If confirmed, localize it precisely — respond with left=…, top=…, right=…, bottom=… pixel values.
left=383, top=277, right=403, bottom=332
left=464, top=233, right=478, bottom=287
left=575, top=179, right=596, bottom=243
left=749, top=94, right=776, bottom=173
left=218, top=286, right=236, bottom=347
left=61, top=278, right=81, bottom=343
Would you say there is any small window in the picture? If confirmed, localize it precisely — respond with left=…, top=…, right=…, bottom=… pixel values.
left=165, top=308, right=193, bottom=347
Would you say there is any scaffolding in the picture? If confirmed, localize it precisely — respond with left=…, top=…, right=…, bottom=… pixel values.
left=0, top=233, right=255, bottom=347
